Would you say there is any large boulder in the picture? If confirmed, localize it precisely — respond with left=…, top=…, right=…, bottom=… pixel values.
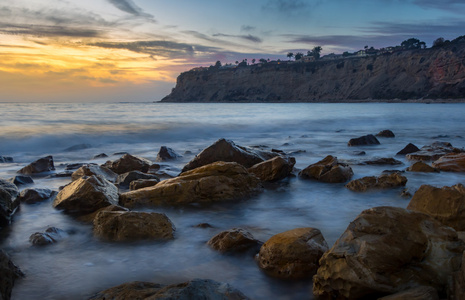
left=181, top=138, right=278, bottom=172
left=406, top=161, right=439, bottom=173
left=397, top=143, right=420, bottom=155
left=312, top=206, right=465, bottom=300
left=17, top=155, right=55, bottom=174
left=248, top=156, right=295, bottom=182
left=0, top=179, right=20, bottom=227
left=345, top=172, right=407, bottom=192
left=299, top=155, right=353, bottom=183
left=347, top=134, right=380, bottom=146
left=102, top=154, right=151, bottom=174
left=71, top=164, right=118, bottom=182
left=432, top=152, right=465, bottom=172
left=155, top=146, right=181, bottom=162
left=207, top=228, right=261, bottom=254
left=407, top=184, right=465, bottom=231
left=116, top=171, right=160, bottom=188
left=406, top=141, right=462, bottom=161
left=257, top=227, right=328, bottom=279
left=88, top=279, right=249, bottom=300
left=120, top=161, right=261, bottom=208
left=53, top=175, right=119, bottom=215
left=18, top=188, right=56, bottom=204
left=0, top=249, right=24, bottom=300
left=93, top=211, right=175, bottom=241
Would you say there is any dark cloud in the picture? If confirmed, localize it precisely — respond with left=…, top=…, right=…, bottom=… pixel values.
left=241, top=25, right=256, bottom=32
left=107, top=0, right=154, bottom=18
left=212, top=33, right=263, bottom=43
left=0, top=22, right=102, bottom=38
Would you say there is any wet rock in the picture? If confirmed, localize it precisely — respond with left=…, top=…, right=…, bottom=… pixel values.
left=397, top=143, right=420, bottom=155
left=181, top=138, right=278, bottom=173
left=116, top=171, right=160, bottom=188
left=88, top=279, right=249, bottom=300
left=77, top=204, right=128, bottom=223
left=312, top=206, right=465, bottom=300
left=102, top=154, right=151, bottom=174
left=258, top=228, right=328, bottom=279
left=29, top=227, right=66, bottom=246
left=155, top=146, right=181, bottom=162
left=47, top=172, right=73, bottom=178
left=71, top=164, right=118, bottom=182
left=195, top=223, right=213, bottom=228
left=288, top=150, right=306, bottom=155
left=345, top=172, right=407, bottom=192
left=376, top=129, right=395, bottom=138
left=63, top=143, right=92, bottom=152
left=93, top=211, right=175, bottom=241
left=347, top=134, right=380, bottom=146
left=432, top=152, right=465, bottom=172
left=377, top=286, right=439, bottom=300
left=92, top=153, right=108, bottom=159
left=407, top=184, right=465, bottom=231
left=7, top=175, right=33, bottom=186
left=299, top=155, right=353, bottom=183
left=0, top=249, right=24, bottom=300
left=406, top=141, right=462, bottom=161
left=0, top=180, right=20, bottom=227
left=0, top=156, right=13, bottom=163
left=248, top=156, right=295, bottom=182
left=17, top=155, right=55, bottom=175
left=18, top=188, right=56, bottom=204
left=453, top=251, right=465, bottom=300
left=120, top=161, right=261, bottom=208
left=362, top=157, right=403, bottom=165
left=352, top=151, right=366, bottom=156
left=207, top=228, right=261, bottom=254
left=406, top=161, right=439, bottom=173
left=53, top=175, right=119, bottom=215
left=64, top=163, right=86, bottom=171
left=129, top=179, right=159, bottom=191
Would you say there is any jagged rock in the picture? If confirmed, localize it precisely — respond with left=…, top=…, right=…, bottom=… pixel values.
left=88, top=279, right=249, bottom=300
left=18, top=188, right=56, bottom=204
left=312, top=206, right=465, bottom=300
left=0, top=156, right=13, bottom=163
left=29, top=227, right=66, bottom=246
left=347, top=134, right=380, bottom=146
left=377, top=286, right=439, bottom=300
left=92, top=153, right=108, bottom=159
left=376, top=129, right=395, bottom=138
left=53, top=175, right=119, bottom=215
left=93, top=211, right=175, bottom=241
left=345, top=172, right=407, bottom=192
left=248, top=156, right=295, bottom=182
left=116, top=171, right=159, bottom=188
left=17, top=155, right=55, bottom=175
left=406, top=141, right=462, bottom=161
left=129, top=179, right=159, bottom=191
left=432, top=152, right=465, bottom=172
left=155, top=146, right=181, bottom=162
left=258, top=228, right=328, bottom=279
left=102, top=154, right=151, bottom=174
left=0, top=249, right=24, bottom=300
left=207, top=228, right=261, bottom=254
left=7, top=175, right=33, bottom=186
left=71, top=164, right=118, bottom=182
left=181, top=138, right=278, bottom=173
left=407, top=184, right=465, bottom=231
left=120, top=161, right=261, bottom=208
left=0, top=180, right=20, bottom=227
left=299, top=155, right=353, bottom=183
left=362, top=157, right=403, bottom=165
left=406, top=161, right=439, bottom=172
left=397, top=143, right=420, bottom=155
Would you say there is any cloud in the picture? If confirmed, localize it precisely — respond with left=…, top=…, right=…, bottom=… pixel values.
left=241, top=25, right=256, bottom=32
left=0, top=22, right=102, bottom=38
left=263, top=0, right=310, bottom=12
left=413, top=0, right=465, bottom=10
left=107, top=0, right=154, bottom=18
left=212, top=33, right=263, bottom=43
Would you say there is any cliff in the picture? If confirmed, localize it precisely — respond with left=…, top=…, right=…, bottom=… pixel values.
left=161, top=40, right=465, bottom=102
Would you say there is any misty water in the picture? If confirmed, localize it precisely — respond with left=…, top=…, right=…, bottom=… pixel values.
left=1, top=102, right=465, bottom=299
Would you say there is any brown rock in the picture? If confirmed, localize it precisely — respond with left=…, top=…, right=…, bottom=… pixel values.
left=93, top=211, right=175, bottom=241
left=71, top=164, right=118, bottom=182
left=406, top=161, right=439, bottom=173
left=397, top=143, right=420, bottom=155
left=102, top=154, right=151, bottom=174
left=432, top=152, right=465, bottom=172
left=116, top=171, right=159, bottom=188
left=0, top=249, right=24, bottom=300
left=17, top=155, right=55, bottom=174
left=258, top=228, right=328, bottom=279
left=363, top=157, right=403, bottom=165
left=406, top=141, right=462, bottom=161
left=376, top=130, right=395, bottom=138
left=346, top=172, right=407, bottom=192
left=377, top=286, right=439, bottom=300
left=348, top=134, right=380, bottom=146
left=120, top=161, right=261, bottom=208
left=313, top=206, right=464, bottom=300
left=453, top=251, right=465, bottom=300
left=248, top=156, right=295, bottom=182
left=0, top=180, right=20, bottom=227
left=407, top=184, right=465, bottom=231
left=77, top=204, right=128, bottom=223
left=299, top=155, right=353, bottom=183
left=207, top=228, right=261, bottom=254
left=129, top=179, right=160, bottom=191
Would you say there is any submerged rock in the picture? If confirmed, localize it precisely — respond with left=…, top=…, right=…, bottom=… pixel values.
left=8, top=175, right=33, bottom=186
left=0, top=249, right=25, bottom=300
left=155, top=146, right=181, bottom=162
left=397, top=143, right=420, bottom=155
left=406, top=141, right=462, bottom=161
left=362, top=157, right=403, bottom=165
left=29, top=227, right=66, bottom=246
left=18, top=188, right=56, bottom=204
left=0, top=179, right=20, bottom=227
left=0, top=156, right=13, bottom=163
left=116, top=171, right=159, bottom=188
left=71, top=164, right=118, bottom=182
left=17, top=155, right=55, bottom=175
left=102, top=154, right=151, bottom=174
left=347, top=134, right=380, bottom=146
left=248, top=156, right=295, bottom=182
left=406, top=161, right=439, bottom=173
left=207, top=228, right=261, bottom=254
left=345, top=172, right=407, bottom=192
left=299, top=155, right=353, bottom=183
left=92, top=153, right=108, bottom=159
left=432, top=152, right=465, bottom=172
left=376, top=129, right=395, bottom=138
left=63, top=143, right=92, bottom=152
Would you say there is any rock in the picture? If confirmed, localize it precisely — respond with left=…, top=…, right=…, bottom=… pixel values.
left=406, top=141, right=462, bottom=161
left=181, top=138, right=278, bottom=173
left=71, top=164, right=118, bottom=182
left=102, top=154, right=151, bottom=174
left=129, top=179, right=160, bottom=191
left=7, top=175, right=33, bottom=186
left=92, top=153, right=108, bottom=159
left=77, top=204, right=128, bottom=223
left=453, top=251, right=465, bottom=300
left=195, top=223, right=213, bottom=228
left=88, top=279, right=249, bottom=300
left=64, top=163, right=86, bottom=171
left=18, top=188, right=56, bottom=204
left=248, top=156, right=295, bottom=182
left=352, top=151, right=366, bottom=156
left=257, top=228, right=328, bottom=279
left=0, top=156, right=13, bottom=163
left=120, top=161, right=261, bottom=208
left=312, top=206, right=465, bottom=300
left=345, top=172, right=407, bottom=192
left=53, top=175, right=119, bottom=215
left=377, top=286, right=439, bottom=300
left=432, top=152, right=465, bottom=172
left=47, top=172, right=73, bottom=178
left=207, top=228, right=261, bottom=254
left=397, top=143, right=420, bottom=155
left=406, top=161, right=439, bottom=172
left=155, top=146, right=181, bottom=162
left=0, top=180, right=20, bottom=227
left=299, top=155, right=353, bottom=183
left=347, top=134, right=380, bottom=146
left=29, top=227, right=66, bottom=246
left=116, top=171, right=160, bottom=188
left=93, top=211, right=175, bottom=242
left=0, top=249, right=24, bottom=300
left=362, top=157, right=403, bottom=165
left=63, top=143, right=92, bottom=152
left=376, top=129, right=395, bottom=138
left=407, top=184, right=465, bottom=231
left=17, top=155, right=55, bottom=175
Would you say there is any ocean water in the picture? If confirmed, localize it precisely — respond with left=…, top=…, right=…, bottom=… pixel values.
left=0, top=102, right=464, bottom=299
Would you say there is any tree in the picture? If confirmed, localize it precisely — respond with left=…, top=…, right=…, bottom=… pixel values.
left=214, top=61, right=222, bottom=68
left=401, top=38, right=426, bottom=50
left=432, top=37, right=447, bottom=48
left=311, top=46, right=322, bottom=59
left=259, top=58, right=267, bottom=64
left=295, top=52, right=304, bottom=60
left=251, top=58, right=256, bottom=64
left=235, top=61, right=239, bottom=65
left=287, top=52, right=294, bottom=60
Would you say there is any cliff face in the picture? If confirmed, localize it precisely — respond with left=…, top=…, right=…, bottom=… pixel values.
left=161, top=43, right=465, bottom=102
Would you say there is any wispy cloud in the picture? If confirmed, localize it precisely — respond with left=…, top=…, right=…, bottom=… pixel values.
left=413, top=0, right=465, bottom=11
left=262, top=0, right=310, bottom=12
left=0, top=22, right=103, bottom=38
left=212, top=33, right=263, bottom=43
left=241, top=25, right=256, bottom=32
left=107, top=0, right=155, bottom=19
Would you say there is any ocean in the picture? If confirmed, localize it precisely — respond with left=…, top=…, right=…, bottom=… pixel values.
left=1, top=102, right=464, bottom=299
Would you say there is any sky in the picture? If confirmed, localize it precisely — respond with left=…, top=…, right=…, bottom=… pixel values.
left=1, top=0, right=464, bottom=102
